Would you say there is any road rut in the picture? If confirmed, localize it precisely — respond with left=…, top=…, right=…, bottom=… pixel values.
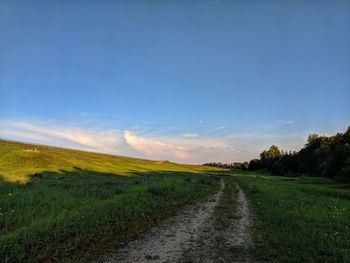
left=98, top=179, right=253, bottom=263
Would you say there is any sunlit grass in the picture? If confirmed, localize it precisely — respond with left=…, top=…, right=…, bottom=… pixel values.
left=0, top=140, right=223, bottom=262
left=0, top=140, right=221, bottom=183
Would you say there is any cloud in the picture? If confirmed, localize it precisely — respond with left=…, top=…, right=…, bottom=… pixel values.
left=0, top=120, right=238, bottom=163
left=0, top=120, right=126, bottom=155
left=277, top=120, right=295, bottom=125
left=124, top=131, right=190, bottom=161
left=0, top=119, right=306, bottom=164
left=182, top=133, right=198, bottom=138
left=124, top=130, right=242, bottom=163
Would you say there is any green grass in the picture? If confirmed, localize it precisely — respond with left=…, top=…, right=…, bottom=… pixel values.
left=0, top=140, right=221, bottom=183
left=233, top=171, right=350, bottom=263
left=0, top=140, right=224, bottom=262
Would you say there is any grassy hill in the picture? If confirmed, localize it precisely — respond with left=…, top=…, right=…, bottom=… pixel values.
left=0, top=139, right=224, bottom=262
left=0, top=139, right=219, bottom=183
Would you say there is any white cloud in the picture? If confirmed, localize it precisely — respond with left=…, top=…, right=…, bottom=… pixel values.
left=124, top=130, right=243, bottom=163
left=182, top=133, right=198, bottom=138
left=0, top=120, right=126, bottom=155
left=0, top=119, right=306, bottom=164
left=277, top=120, right=295, bottom=125
left=124, top=131, right=190, bottom=161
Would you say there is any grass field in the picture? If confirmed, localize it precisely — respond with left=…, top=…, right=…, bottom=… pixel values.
left=0, top=140, right=223, bottom=262
left=233, top=171, right=350, bottom=263
left=0, top=140, right=221, bottom=183
left=2, top=139, right=350, bottom=262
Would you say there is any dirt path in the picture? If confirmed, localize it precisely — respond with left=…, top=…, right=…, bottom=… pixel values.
left=226, top=185, right=252, bottom=249
left=181, top=182, right=253, bottom=263
left=97, top=179, right=253, bottom=263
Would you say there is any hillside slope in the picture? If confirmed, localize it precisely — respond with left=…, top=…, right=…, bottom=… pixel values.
left=0, top=139, right=219, bottom=182
left=0, top=139, right=224, bottom=262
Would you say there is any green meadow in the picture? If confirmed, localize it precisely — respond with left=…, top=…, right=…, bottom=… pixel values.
left=0, top=140, right=222, bottom=262
left=2, top=140, right=350, bottom=262
left=233, top=172, right=350, bottom=263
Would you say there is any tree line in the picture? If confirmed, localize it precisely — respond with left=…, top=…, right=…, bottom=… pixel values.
left=205, top=127, right=350, bottom=181
left=203, top=161, right=249, bottom=170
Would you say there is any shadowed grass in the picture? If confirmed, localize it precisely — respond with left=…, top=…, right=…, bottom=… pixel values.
left=0, top=140, right=224, bottom=262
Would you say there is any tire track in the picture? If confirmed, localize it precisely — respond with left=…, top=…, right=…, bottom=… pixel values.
left=98, top=179, right=225, bottom=263
left=97, top=179, right=254, bottom=263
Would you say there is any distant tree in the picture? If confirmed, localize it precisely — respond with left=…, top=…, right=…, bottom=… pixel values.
left=243, top=161, right=249, bottom=170
left=248, top=159, right=264, bottom=171
left=259, top=145, right=281, bottom=169
left=206, top=127, right=350, bottom=181
left=261, top=145, right=281, bottom=159
left=246, top=127, right=350, bottom=181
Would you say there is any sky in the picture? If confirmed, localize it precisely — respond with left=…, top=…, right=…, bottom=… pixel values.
left=0, top=0, right=349, bottom=164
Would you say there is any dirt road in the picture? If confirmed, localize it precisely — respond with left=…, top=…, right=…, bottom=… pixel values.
left=98, top=179, right=253, bottom=263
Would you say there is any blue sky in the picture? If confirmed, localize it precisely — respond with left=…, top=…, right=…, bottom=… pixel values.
left=0, top=0, right=349, bottom=163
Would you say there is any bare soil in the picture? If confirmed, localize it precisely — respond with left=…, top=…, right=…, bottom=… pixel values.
left=97, top=179, right=253, bottom=263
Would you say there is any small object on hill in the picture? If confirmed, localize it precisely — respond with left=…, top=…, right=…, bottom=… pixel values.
left=31, top=173, right=43, bottom=180
left=24, top=147, right=40, bottom=153
left=156, top=160, right=171, bottom=164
